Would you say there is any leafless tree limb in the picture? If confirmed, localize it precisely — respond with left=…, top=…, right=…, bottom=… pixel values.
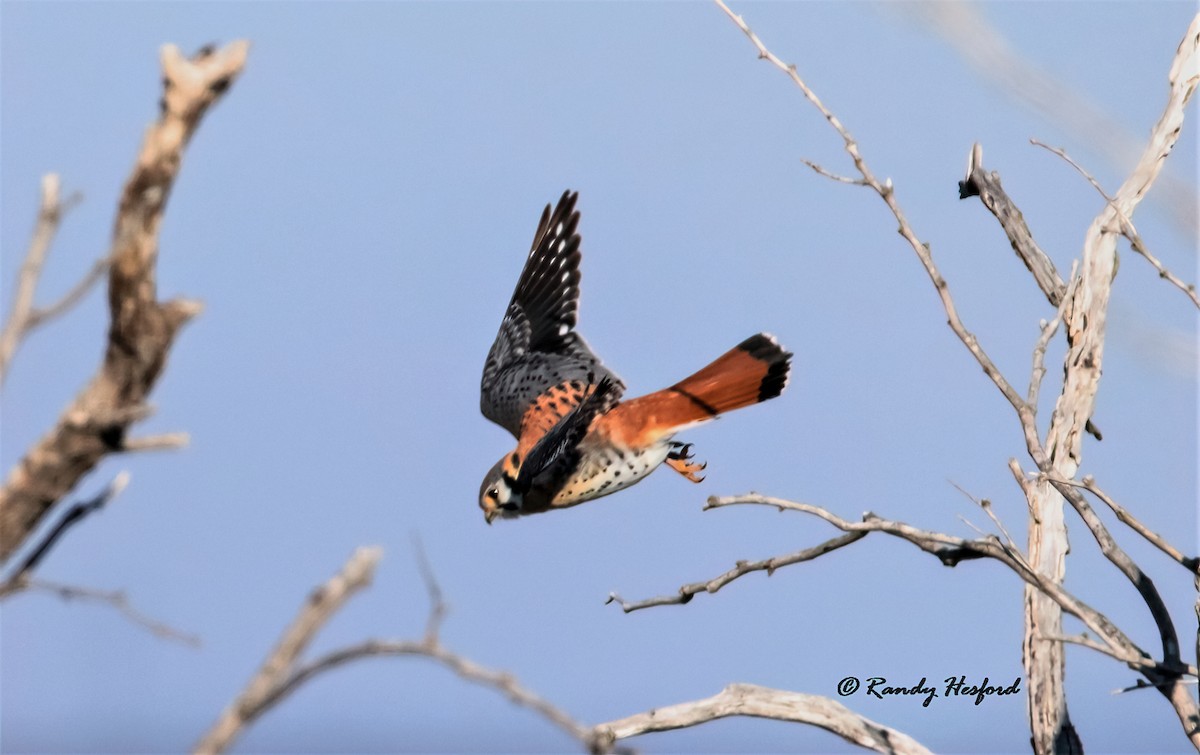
left=606, top=531, right=865, bottom=613
left=197, top=545, right=929, bottom=755
left=0, top=174, right=89, bottom=383
left=0, top=471, right=130, bottom=592
left=698, top=495, right=1190, bottom=680
left=959, top=142, right=1066, bottom=307
left=903, top=2, right=1199, bottom=235
left=1031, top=138, right=1199, bottom=309
left=592, top=683, right=933, bottom=755
left=710, top=3, right=1199, bottom=749
left=194, top=546, right=384, bottom=755
left=8, top=578, right=200, bottom=646
left=23, top=256, right=111, bottom=331
left=1048, top=475, right=1198, bottom=574
left=0, top=40, right=248, bottom=562
left=1027, top=264, right=1079, bottom=410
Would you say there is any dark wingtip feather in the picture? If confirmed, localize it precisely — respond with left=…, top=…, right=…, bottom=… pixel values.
left=737, top=333, right=792, bottom=402
left=510, top=190, right=585, bottom=352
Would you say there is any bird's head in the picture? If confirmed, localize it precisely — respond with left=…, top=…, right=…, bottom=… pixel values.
left=479, top=458, right=522, bottom=524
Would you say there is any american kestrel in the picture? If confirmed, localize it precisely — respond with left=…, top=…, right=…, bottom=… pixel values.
left=479, top=191, right=791, bottom=523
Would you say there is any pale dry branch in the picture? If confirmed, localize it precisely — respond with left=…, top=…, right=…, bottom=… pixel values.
left=1027, top=263, right=1080, bottom=411
left=1042, top=634, right=1199, bottom=679
left=1051, top=475, right=1198, bottom=574
left=959, top=143, right=1066, bottom=307
left=593, top=683, right=932, bottom=755
left=606, top=531, right=866, bottom=613
left=10, top=578, right=200, bottom=646
left=800, top=158, right=866, bottom=186
left=261, top=638, right=602, bottom=752
left=199, top=544, right=929, bottom=754
left=24, top=256, right=111, bottom=330
left=0, top=41, right=248, bottom=561
left=905, top=1, right=1199, bottom=235
left=119, top=432, right=191, bottom=452
left=1032, top=138, right=1199, bottom=309
left=194, top=546, right=383, bottom=755
left=0, top=174, right=90, bottom=383
left=712, top=0, right=1043, bottom=464
left=949, top=481, right=1021, bottom=553
left=699, top=495, right=1181, bottom=676
left=713, top=4, right=1200, bottom=748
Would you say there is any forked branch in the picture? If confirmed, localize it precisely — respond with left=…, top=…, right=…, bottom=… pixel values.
left=0, top=41, right=249, bottom=561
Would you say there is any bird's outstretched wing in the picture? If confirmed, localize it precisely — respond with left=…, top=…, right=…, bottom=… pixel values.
left=481, top=191, right=624, bottom=438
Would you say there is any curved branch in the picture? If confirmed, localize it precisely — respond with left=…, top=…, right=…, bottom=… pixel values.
left=194, top=546, right=382, bottom=755
left=594, top=683, right=931, bottom=755
left=606, top=531, right=865, bottom=612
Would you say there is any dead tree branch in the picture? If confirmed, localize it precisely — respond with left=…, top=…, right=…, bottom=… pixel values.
left=905, top=2, right=1199, bottom=235
left=702, top=5, right=1200, bottom=748
left=606, top=531, right=865, bottom=612
left=1048, top=475, right=1198, bottom=574
left=592, top=684, right=932, bottom=755
left=0, top=471, right=130, bottom=592
left=959, top=142, right=1066, bottom=307
left=194, top=546, right=384, bottom=754
left=0, top=41, right=248, bottom=561
left=197, top=545, right=929, bottom=755
left=11, top=579, right=200, bottom=646
left=1031, top=139, right=1199, bottom=309
left=0, top=174, right=90, bottom=383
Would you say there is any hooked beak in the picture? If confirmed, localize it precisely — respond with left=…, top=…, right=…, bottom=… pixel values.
left=485, top=509, right=498, bottom=525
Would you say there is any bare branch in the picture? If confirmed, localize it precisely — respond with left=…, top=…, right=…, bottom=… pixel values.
left=905, top=1, right=1199, bottom=235
left=0, top=175, right=88, bottom=383
left=24, top=256, right=111, bottom=330
left=1049, top=475, right=1198, bottom=574
left=198, top=544, right=930, bottom=754
left=800, top=158, right=867, bottom=186
left=712, top=0, right=1044, bottom=466
left=0, top=472, right=130, bottom=590
left=594, top=684, right=932, bottom=755
left=959, top=142, right=1066, bottom=307
left=1031, top=138, right=1199, bottom=309
left=1027, top=263, right=1079, bottom=410
left=119, top=432, right=191, bottom=453
left=0, top=41, right=249, bottom=561
left=712, top=3, right=1200, bottom=747
left=10, top=578, right=200, bottom=646
left=194, top=546, right=382, bottom=755
left=606, top=531, right=866, bottom=613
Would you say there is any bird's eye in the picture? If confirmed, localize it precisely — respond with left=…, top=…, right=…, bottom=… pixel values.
left=486, top=488, right=499, bottom=500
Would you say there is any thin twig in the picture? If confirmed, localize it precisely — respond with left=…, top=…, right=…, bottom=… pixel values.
left=800, top=159, right=866, bottom=185
left=1028, top=262, right=1080, bottom=410
left=1047, top=475, right=1199, bottom=575
left=606, top=531, right=866, bottom=613
left=0, top=175, right=88, bottom=384
left=25, top=256, right=112, bottom=330
left=1031, top=139, right=1199, bottom=309
left=13, top=578, right=200, bottom=646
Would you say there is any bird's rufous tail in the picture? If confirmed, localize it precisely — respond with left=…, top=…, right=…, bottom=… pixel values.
left=598, top=333, right=792, bottom=446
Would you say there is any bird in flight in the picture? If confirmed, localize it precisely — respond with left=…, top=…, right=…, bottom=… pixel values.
left=479, top=191, right=791, bottom=524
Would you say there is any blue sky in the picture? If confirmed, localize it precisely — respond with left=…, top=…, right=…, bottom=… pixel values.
left=2, top=2, right=1196, bottom=753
